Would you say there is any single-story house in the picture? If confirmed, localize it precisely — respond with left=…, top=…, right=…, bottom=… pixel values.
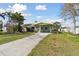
left=25, top=23, right=53, bottom=33
left=34, top=23, right=53, bottom=33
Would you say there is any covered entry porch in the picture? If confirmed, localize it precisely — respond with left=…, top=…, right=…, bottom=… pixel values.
left=35, top=23, right=53, bottom=33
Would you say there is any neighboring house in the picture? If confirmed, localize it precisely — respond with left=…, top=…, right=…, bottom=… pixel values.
left=61, top=27, right=68, bottom=32
left=24, top=24, right=35, bottom=32
left=75, top=26, right=79, bottom=34
left=21, top=24, right=27, bottom=32
left=61, top=26, right=79, bottom=34
left=2, top=27, right=7, bottom=32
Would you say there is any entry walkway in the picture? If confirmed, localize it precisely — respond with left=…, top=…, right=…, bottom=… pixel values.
left=0, top=33, right=50, bottom=56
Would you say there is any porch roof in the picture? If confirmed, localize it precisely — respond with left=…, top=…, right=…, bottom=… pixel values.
left=35, top=22, right=53, bottom=26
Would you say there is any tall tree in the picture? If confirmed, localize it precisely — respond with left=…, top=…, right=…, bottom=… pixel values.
left=10, top=12, right=25, bottom=32
left=0, top=13, right=5, bottom=20
left=61, top=3, right=79, bottom=34
left=0, top=13, right=5, bottom=31
left=0, top=20, right=3, bottom=31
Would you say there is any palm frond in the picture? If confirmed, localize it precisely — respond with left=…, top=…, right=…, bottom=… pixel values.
left=0, top=13, right=5, bottom=20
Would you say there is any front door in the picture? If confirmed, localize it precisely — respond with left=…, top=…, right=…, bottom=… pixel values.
left=41, top=26, right=50, bottom=32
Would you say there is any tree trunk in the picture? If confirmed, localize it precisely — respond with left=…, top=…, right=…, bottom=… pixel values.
left=18, top=23, right=22, bottom=32
left=73, top=16, right=76, bottom=35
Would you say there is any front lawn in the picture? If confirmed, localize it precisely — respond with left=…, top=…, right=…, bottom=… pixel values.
left=0, top=32, right=34, bottom=45
left=29, top=32, right=79, bottom=56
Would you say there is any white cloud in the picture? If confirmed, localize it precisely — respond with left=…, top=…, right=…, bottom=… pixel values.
left=35, top=5, right=47, bottom=11
left=38, top=18, right=63, bottom=24
left=53, top=19, right=63, bottom=22
left=41, top=19, right=53, bottom=23
left=0, top=4, right=27, bottom=13
left=36, top=16, right=42, bottom=19
left=8, top=4, right=27, bottom=13
left=8, top=6, right=11, bottom=8
left=21, top=13, right=32, bottom=17
left=0, top=8, right=5, bottom=13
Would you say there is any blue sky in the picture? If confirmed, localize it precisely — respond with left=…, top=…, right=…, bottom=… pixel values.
left=0, top=3, right=64, bottom=24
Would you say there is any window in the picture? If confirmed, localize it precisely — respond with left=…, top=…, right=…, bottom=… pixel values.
left=45, top=27, right=48, bottom=30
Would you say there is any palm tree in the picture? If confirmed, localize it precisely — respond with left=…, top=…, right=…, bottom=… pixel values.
left=0, top=13, right=5, bottom=31
left=0, top=20, right=3, bottom=31
left=0, top=13, right=5, bottom=20
left=61, top=3, right=79, bottom=34
left=10, top=12, right=25, bottom=32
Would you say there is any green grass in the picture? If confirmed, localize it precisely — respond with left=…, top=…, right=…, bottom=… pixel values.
left=0, top=32, right=34, bottom=45
left=29, top=32, right=79, bottom=56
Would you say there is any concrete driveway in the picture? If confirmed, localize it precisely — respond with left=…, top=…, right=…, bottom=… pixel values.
left=0, top=33, right=50, bottom=56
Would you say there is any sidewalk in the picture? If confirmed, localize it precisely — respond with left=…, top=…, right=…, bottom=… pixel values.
left=0, top=33, right=50, bottom=56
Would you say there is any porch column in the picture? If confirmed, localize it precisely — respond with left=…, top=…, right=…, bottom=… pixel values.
left=50, top=26, right=52, bottom=32
left=39, top=26, right=41, bottom=33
